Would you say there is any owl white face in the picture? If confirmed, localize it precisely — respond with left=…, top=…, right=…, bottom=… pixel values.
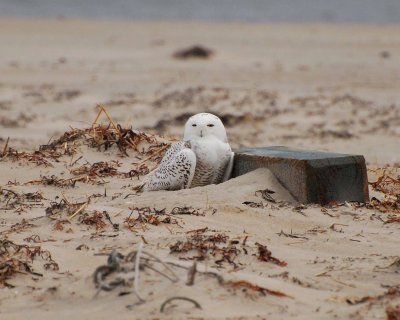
left=183, top=113, right=228, bottom=142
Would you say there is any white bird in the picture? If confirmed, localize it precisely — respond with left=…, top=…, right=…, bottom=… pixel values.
left=143, top=113, right=234, bottom=191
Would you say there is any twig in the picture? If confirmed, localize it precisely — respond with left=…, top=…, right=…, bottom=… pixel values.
left=61, top=193, right=71, bottom=205
left=160, top=296, right=202, bottom=313
left=1, top=137, right=9, bottom=158
left=68, top=202, right=88, bottom=220
left=141, top=251, right=179, bottom=282
left=277, top=230, right=309, bottom=240
left=143, top=263, right=178, bottom=283
left=70, top=155, right=83, bottom=167
left=133, top=242, right=145, bottom=302
left=98, top=104, right=121, bottom=135
left=91, top=105, right=104, bottom=129
left=138, top=144, right=169, bottom=165
left=186, top=261, right=197, bottom=286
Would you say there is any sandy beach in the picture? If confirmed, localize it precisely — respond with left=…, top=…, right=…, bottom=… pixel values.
left=0, top=19, right=399, bottom=319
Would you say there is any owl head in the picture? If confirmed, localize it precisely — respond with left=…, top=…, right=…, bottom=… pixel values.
left=183, top=113, right=228, bottom=142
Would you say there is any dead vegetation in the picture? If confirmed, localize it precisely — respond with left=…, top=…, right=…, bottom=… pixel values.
left=93, top=245, right=290, bottom=308
left=0, top=239, right=58, bottom=288
left=1, top=102, right=398, bottom=317
left=366, top=167, right=400, bottom=222
left=169, top=230, right=287, bottom=269
left=0, top=188, right=44, bottom=212
left=173, top=45, right=214, bottom=60
left=1, top=105, right=171, bottom=168
left=152, top=87, right=278, bottom=112
left=45, top=197, right=89, bottom=220
left=124, top=206, right=211, bottom=231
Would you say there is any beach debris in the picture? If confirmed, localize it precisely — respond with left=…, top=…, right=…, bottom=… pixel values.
left=24, top=174, right=87, bottom=188
left=170, top=233, right=287, bottom=268
left=2, top=105, right=170, bottom=173
left=386, top=305, right=400, bottom=320
left=380, top=51, right=391, bottom=59
left=242, top=201, right=264, bottom=208
left=369, top=167, right=400, bottom=196
left=45, top=197, right=117, bottom=231
left=255, top=188, right=276, bottom=203
left=0, top=219, right=36, bottom=236
left=124, top=206, right=212, bottom=231
left=255, top=242, right=288, bottom=267
left=0, top=239, right=58, bottom=287
left=124, top=207, right=181, bottom=230
left=1, top=148, right=54, bottom=167
left=185, top=261, right=197, bottom=286
left=224, top=279, right=290, bottom=297
left=345, top=285, right=400, bottom=307
left=45, top=197, right=89, bottom=220
left=173, top=45, right=214, bottom=60
left=233, top=146, right=369, bottom=205
left=169, top=233, right=238, bottom=266
left=0, top=137, right=10, bottom=158
left=152, top=86, right=277, bottom=112
left=170, top=206, right=206, bottom=216
left=0, top=188, right=44, bottom=212
left=93, top=245, right=179, bottom=302
left=363, top=167, right=400, bottom=222
left=160, top=296, right=202, bottom=313
left=79, top=211, right=109, bottom=231
left=93, top=247, right=290, bottom=308
left=277, top=230, right=309, bottom=240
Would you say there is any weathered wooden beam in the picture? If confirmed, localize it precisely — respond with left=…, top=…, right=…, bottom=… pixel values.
left=232, top=146, right=369, bottom=205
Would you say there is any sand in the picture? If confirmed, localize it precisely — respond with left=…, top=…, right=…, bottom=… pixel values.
left=0, top=19, right=399, bottom=319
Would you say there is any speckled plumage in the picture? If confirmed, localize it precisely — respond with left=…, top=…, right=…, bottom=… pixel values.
left=143, top=113, right=234, bottom=191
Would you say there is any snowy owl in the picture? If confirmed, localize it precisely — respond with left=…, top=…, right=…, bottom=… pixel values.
left=144, top=113, right=234, bottom=191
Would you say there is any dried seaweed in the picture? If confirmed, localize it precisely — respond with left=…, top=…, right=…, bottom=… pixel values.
left=386, top=304, right=400, bottom=320
left=94, top=248, right=290, bottom=307
left=45, top=197, right=89, bottom=220
left=0, top=188, right=44, bottom=212
left=255, top=188, right=276, bottom=203
left=24, top=175, right=85, bottom=188
left=0, top=239, right=58, bottom=287
left=124, top=207, right=180, bottom=230
left=242, top=201, right=264, bottom=208
left=1, top=148, right=54, bottom=167
left=173, top=45, right=214, bottom=60
left=255, top=242, right=288, bottom=267
left=345, top=285, right=400, bottom=307
left=365, top=167, right=400, bottom=222
left=0, top=219, right=36, bottom=236
left=170, top=233, right=238, bottom=268
left=79, top=211, right=118, bottom=231
left=152, top=87, right=277, bottom=113
left=225, top=280, right=290, bottom=297
left=79, top=211, right=107, bottom=231
left=70, top=160, right=150, bottom=180
left=70, top=161, right=119, bottom=177
left=93, top=247, right=178, bottom=300
left=170, top=233, right=288, bottom=269
left=3, top=106, right=171, bottom=175
left=170, top=206, right=206, bottom=216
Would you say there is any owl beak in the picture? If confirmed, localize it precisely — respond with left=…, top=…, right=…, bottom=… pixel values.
left=200, top=130, right=203, bottom=137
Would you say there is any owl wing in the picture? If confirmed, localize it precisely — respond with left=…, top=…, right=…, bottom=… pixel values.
left=143, top=141, right=196, bottom=191
left=222, top=151, right=234, bottom=182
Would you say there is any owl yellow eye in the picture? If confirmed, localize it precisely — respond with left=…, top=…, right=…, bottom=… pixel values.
left=207, top=124, right=214, bottom=127
left=192, top=124, right=197, bottom=127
